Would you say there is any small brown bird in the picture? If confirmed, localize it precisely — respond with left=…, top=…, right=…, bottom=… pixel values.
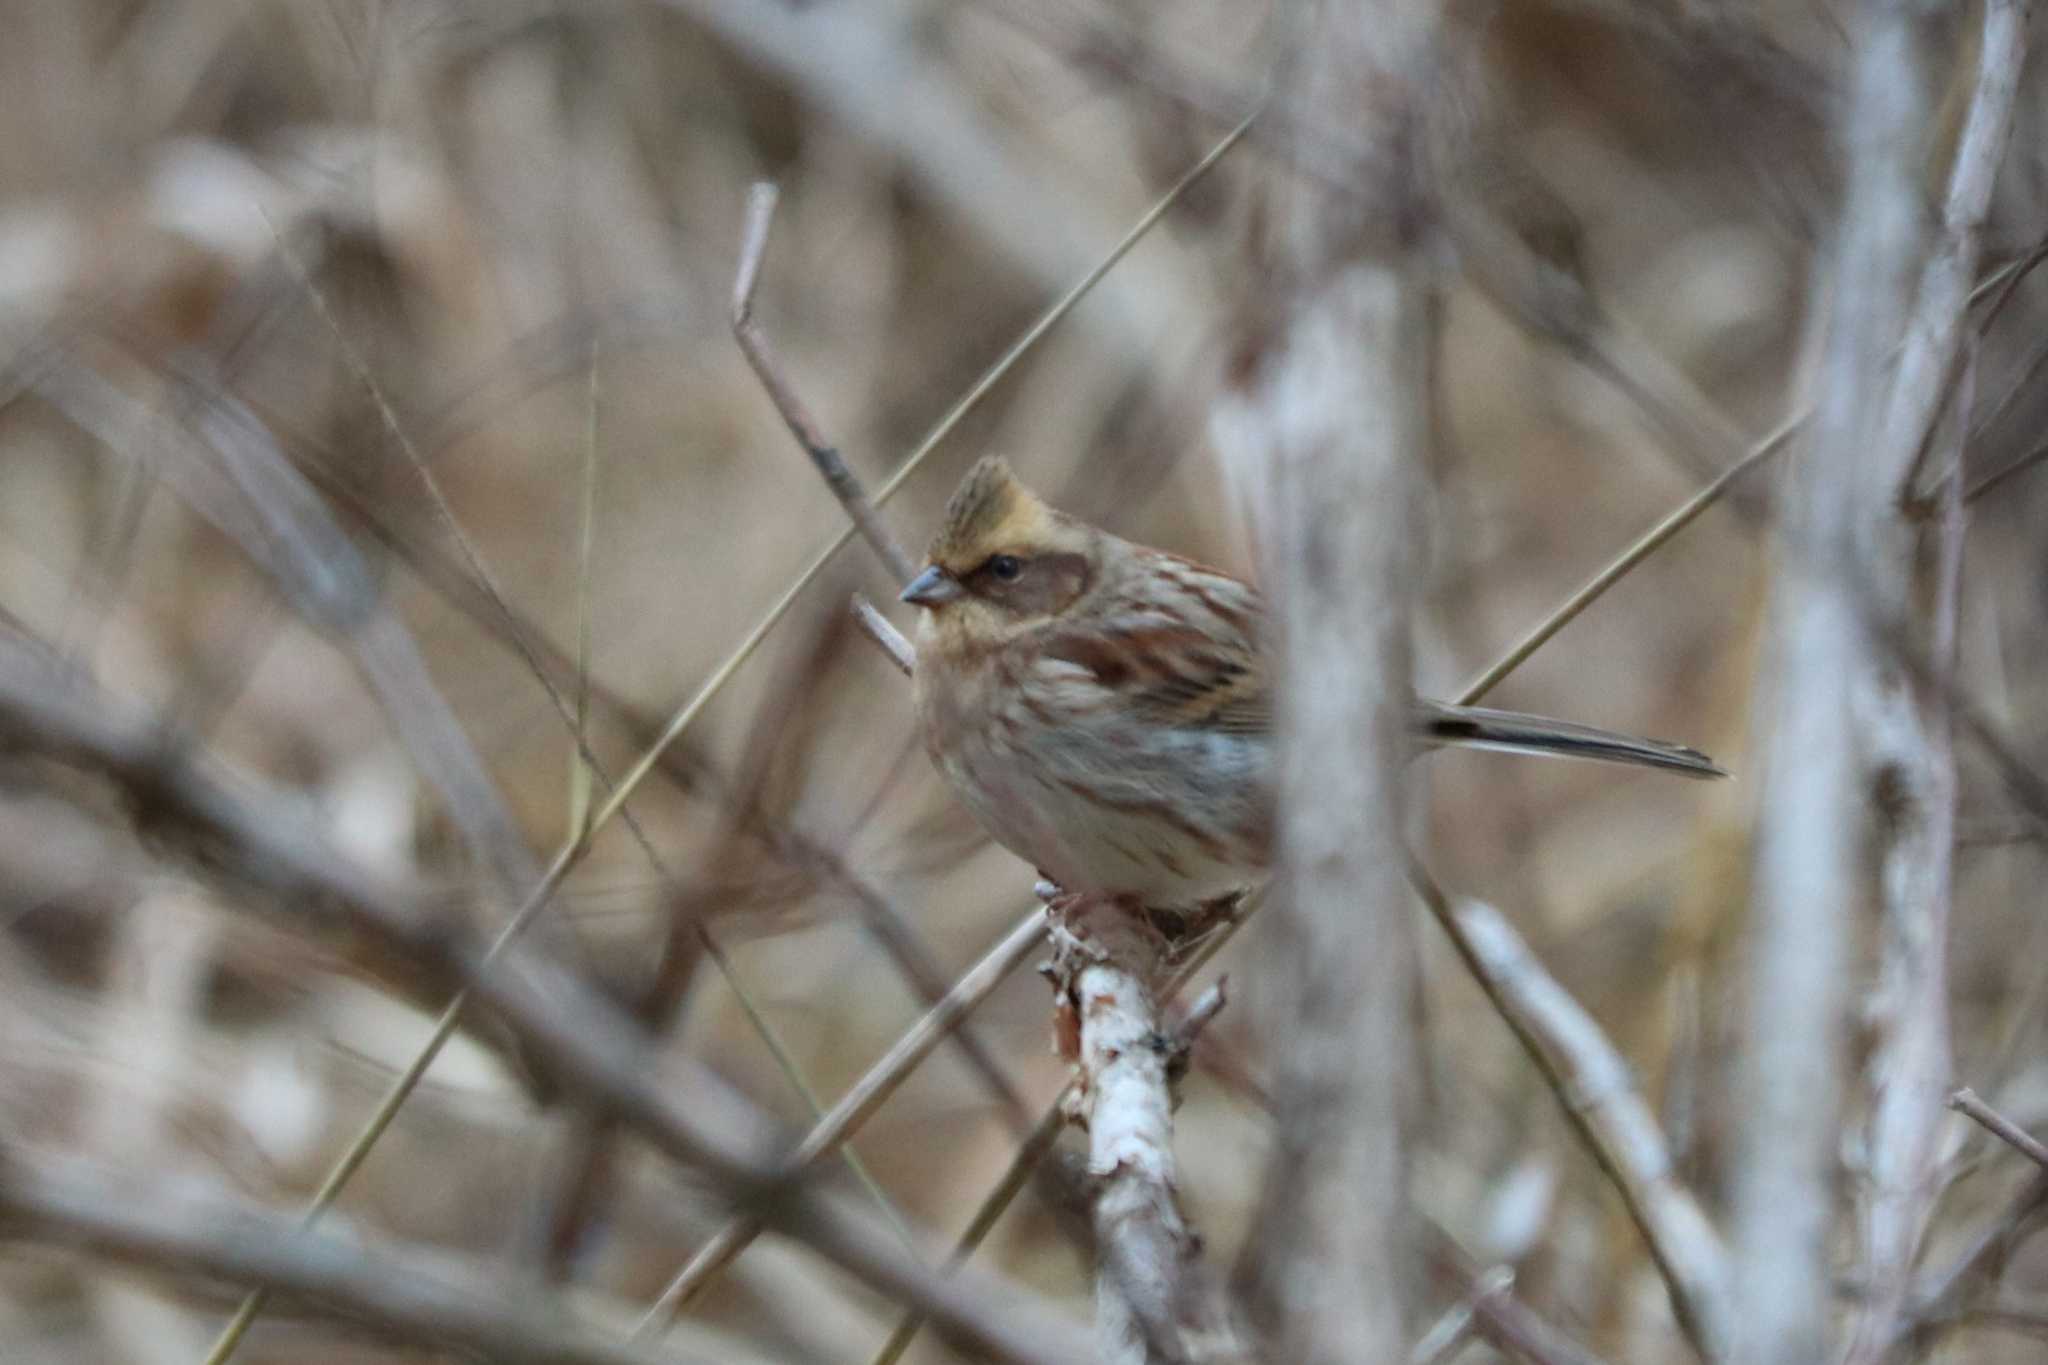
left=902, top=457, right=1722, bottom=908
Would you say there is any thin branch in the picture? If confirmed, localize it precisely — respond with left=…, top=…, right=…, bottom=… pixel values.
left=1886, top=0, right=2030, bottom=493
left=1949, top=1088, right=2048, bottom=1172
left=1844, top=3, right=2027, bottom=1356
left=1213, top=6, right=1435, bottom=1355
left=0, top=639, right=1097, bottom=1365
left=1901, top=1169, right=2048, bottom=1347
left=0, top=1150, right=735, bottom=1365
left=733, top=183, right=917, bottom=587
left=1048, top=895, right=1217, bottom=1364
left=853, top=592, right=917, bottom=677
left=1409, top=870, right=1732, bottom=1361
left=1453, top=411, right=1798, bottom=706
left=1423, top=1232, right=1614, bottom=1365
left=633, top=905, right=1047, bottom=1333
left=181, top=109, right=1247, bottom=1346
left=869, top=896, right=1257, bottom=1365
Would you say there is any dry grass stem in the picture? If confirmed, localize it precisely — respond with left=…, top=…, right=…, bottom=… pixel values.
left=634, top=905, right=1046, bottom=1332
left=1950, top=1088, right=2048, bottom=1173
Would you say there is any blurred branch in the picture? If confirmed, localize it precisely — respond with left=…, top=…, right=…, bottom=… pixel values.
left=0, top=1149, right=733, bottom=1365
left=659, top=0, right=1209, bottom=361
left=1408, top=870, right=1731, bottom=1361
left=1732, top=0, right=1937, bottom=1359
left=0, top=636, right=1097, bottom=1365
left=1211, top=2, right=1435, bottom=1355
left=732, top=183, right=916, bottom=587
left=1886, top=0, right=2030, bottom=494
left=1949, top=1088, right=2048, bottom=1172
left=33, top=348, right=546, bottom=906
left=1846, top=5, right=2027, bottom=1359
left=1902, top=1168, right=2048, bottom=1349
left=634, top=904, right=1047, bottom=1333
left=1422, top=1232, right=1613, bottom=1365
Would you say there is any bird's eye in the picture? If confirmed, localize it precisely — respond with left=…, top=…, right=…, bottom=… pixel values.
left=988, top=554, right=1023, bottom=582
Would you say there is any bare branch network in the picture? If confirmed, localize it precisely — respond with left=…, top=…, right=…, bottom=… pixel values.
left=2, top=3, right=2048, bottom=1365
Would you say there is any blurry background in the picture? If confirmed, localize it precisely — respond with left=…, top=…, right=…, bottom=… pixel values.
left=2, top=1, right=2047, bottom=1361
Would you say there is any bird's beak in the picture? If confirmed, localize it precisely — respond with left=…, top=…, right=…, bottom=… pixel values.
left=900, top=565, right=963, bottom=607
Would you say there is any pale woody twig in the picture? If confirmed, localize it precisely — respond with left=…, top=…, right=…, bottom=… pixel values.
left=1845, top=3, right=2028, bottom=1360
left=1731, top=0, right=1941, bottom=1354
left=1414, top=1245, right=1613, bottom=1365
left=1410, top=873, right=1732, bottom=1362
left=852, top=594, right=916, bottom=677
left=1048, top=895, right=1210, bottom=1363
left=1949, top=1088, right=2048, bottom=1173
left=1410, top=1268, right=1509, bottom=1365
left=1216, top=4, right=1431, bottom=1354
left=870, top=899, right=1256, bottom=1365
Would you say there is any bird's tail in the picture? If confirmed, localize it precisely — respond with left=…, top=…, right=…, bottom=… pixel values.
left=1414, top=701, right=1726, bottom=779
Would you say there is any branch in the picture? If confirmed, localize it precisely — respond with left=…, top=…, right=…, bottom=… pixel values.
left=0, top=637, right=1097, bottom=1365
left=1410, top=871, right=1732, bottom=1361
left=852, top=593, right=917, bottom=676
left=1046, top=894, right=1219, bottom=1364
left=733, top=183, right=916, bottom=587
left=1211, top=4, right=1436, bottom=1355
left=634, top=904, right=1046, bottom=1330
left=0, top=1149, right=738, bottom=1365
left=1843, top=5, right=2028, bottom=1359
left=1949, top=1088, right=2048, bottom=1172
left=1731, top=0, right=1941, bottom=1358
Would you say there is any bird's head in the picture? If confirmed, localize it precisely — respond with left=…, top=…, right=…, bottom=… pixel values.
left=900, top=456, right=1099, bottom=653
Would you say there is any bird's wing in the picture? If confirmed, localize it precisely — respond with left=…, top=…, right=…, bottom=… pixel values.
left=1033, top=553, right=1273, bottom=736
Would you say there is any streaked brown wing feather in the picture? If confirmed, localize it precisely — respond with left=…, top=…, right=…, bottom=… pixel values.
left=1037, top=553, right=1273, bottom=735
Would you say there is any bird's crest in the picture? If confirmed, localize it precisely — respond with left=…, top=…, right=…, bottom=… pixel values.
left=928, top=456, right=1050, bottom=565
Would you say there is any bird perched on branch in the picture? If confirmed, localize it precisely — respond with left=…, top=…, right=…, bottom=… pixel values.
left=901, top=456, right=1723, bottom=909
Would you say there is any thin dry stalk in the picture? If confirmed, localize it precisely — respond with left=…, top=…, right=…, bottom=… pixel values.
left=634, top=905, right=1047, bottom=1332
left=1949, top=1088, right=2048, bottom=1172
left=732, top=182, right=916, bottom=587
left=1419, top=1237, right=1613, bottom=1365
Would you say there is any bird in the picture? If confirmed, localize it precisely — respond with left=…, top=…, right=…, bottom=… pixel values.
left=900, top=456, right=1723, bottom=909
